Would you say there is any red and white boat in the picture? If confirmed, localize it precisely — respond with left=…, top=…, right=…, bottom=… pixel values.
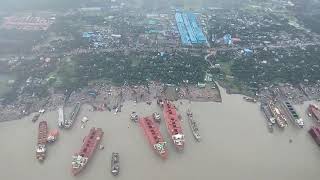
left=162, top=101, right=185, bottom=150
left=71, top=127, right=104, bottom=176
left=308, top=104, right=320, bottom=123
left=139, top=116, right=168, bottom=159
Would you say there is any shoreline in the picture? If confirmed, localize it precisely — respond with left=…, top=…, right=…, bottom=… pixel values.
left=0, top=81, right=222, bottom=123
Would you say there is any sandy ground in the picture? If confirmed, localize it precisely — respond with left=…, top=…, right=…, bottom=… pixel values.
left=0, top=88, right=320, bottom=180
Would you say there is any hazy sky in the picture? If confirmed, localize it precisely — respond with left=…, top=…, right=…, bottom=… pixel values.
left=0, top=0, right=250, bottom=11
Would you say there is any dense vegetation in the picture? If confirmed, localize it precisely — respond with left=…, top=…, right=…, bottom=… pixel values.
left=55, top=52, right=209, bottom=90
left=215, top=45, right=320, bottom=91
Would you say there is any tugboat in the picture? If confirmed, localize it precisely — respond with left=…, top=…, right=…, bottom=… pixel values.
left=32, top=113, right=41, bottom=123
left=267, top=122, right=274, bottom=133
left=157, top=98, right=164, bottom=107
left=162, top=101, right=185, bottom=150
left=186, top=109, right=201, bottom=141
left=111, top=152, right=120, bottom=176
left=47, top=129, right=59, bottom=143
left=153, top=112, right=161, bottom=123
left=71, top=127, right=104, bottom=176
left=243, top=96, right=257, bottom=103
left=130, top=112, right=138, bottom=122
left=36, top=121, right=48, bottom=161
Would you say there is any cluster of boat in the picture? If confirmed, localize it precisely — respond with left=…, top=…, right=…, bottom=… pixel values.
left=35, top=100, right=202, bottom=176
left=69, top=127, right=121, bottom=176
left=261, top=100, right=305, bottom=131
left=136, top=100, right=201, bottom=160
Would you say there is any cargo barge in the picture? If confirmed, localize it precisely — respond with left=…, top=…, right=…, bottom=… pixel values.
left=36, top=121, right=48, bottom=161
left=186, top=109, right=201, bottom=141
left=71, top=127, right=103, bottom=176
left=139, top=116, right=168, bottom=159
left=162, top=101, right=185, bottom=150
left=308, top=104, right=320, bottom=123
left=309, top=126, right=320, bottom=146
left=65, top=102, right=81, bottom=128
left=282, top=101, right=304, bottom=128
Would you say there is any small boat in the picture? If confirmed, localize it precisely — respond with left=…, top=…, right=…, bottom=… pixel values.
left=130, top=112, right=138, bottom=122
left=267, top=122, right=274, bottom=133
left=111, top=152, right=120, bottom=176
left=243, top=96, right=257, bottom=103
left=32, top=113, right=41, bottom=123
left=186, top=109, right=201, bottom=141
left=47, top=129, right=59, bottom=143
left=153, top=112, right=161, bottom=123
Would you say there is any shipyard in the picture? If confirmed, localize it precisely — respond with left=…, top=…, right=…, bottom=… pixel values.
left=1, top=0, right=320, bottom=180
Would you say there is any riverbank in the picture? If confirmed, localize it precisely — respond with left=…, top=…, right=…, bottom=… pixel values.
left=0, top=81, right=222, bottom=122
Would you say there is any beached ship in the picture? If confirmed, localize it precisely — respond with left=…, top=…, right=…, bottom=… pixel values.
left=162, top=101, right=185, bottom=150
left=186, top=109, right=201, bottom=141
left=268, top=102, right=288, bottom=128
left=139, top=116, right=168, bottom=159
left=111, top=152, right=120, bottom=176
left=58, top=106, right=64, bottom=128
left=261, top=104, right=275, bottom=124
left=65, top=102, right=81, bottom=128
left=282, top=101, right=304, bottom=128
left=309, top=126, right=320, bottom=146
left=308, top=104, right=320, bottom=123
left=36, top=121, right=48, bottom=161
left=71, top=127, right=104, bottom=176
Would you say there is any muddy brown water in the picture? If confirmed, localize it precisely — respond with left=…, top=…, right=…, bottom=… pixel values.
left=1, top=87, right=320, bottom=180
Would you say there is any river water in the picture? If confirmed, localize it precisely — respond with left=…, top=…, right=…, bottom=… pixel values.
left=0, top=87, right=320, bottom=180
